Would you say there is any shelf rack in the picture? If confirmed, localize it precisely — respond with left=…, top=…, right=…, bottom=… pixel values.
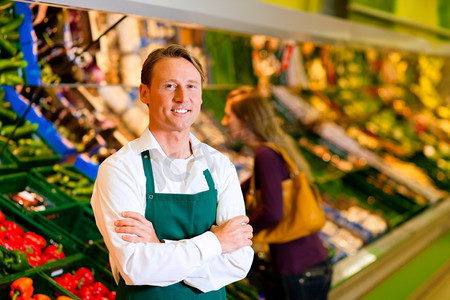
left=29, top=0, right=450, bottom=56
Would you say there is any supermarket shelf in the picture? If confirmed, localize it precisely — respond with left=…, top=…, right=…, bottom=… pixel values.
left=348, top=3, right=450, bottom=39
left=33, top=83, right=240, bottom=91
left=27, top=0, right=450, bottom=56
left=329, top=197, right=450, bottom=300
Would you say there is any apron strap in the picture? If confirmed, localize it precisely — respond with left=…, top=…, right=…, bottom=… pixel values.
left=141, top=150, right=155, bottom=194
left=203, top=169, right=215, bottom=191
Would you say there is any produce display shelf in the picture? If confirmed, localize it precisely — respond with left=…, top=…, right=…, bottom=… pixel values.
left=329, top=197, right=450, bottom=300
left=31, top=164, right=94, bottom=203
left=0, top=171, right=74, bottom=215
left=0, top=198, right=80, bottom=285
left=35, top=202, right=103, bottom=253
left=0, top=265, right=81, bottom=297
left=0, top=151, right=17, bottom=176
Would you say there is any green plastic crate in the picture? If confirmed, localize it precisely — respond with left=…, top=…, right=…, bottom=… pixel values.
left=85, top=240, right=110, bottom=272
left=0, top=150, right=18, bottom=175
left=36, top=202, right=103, bottom=252
left=31, top=165, right=94, bottom=203
left=43, top=254, right=116, bottom=298
left=0, top=172, right=74, bottom=216
left=0, top=270, right=80, bottom=298
left=0, top=134, right=62, bottom=171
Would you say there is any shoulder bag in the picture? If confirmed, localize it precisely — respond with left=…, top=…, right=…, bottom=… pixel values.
left=246, top=142, right=326, bottom=244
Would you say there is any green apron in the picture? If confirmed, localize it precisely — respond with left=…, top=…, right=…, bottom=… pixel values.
left=116, top=150, right=226, bottom=300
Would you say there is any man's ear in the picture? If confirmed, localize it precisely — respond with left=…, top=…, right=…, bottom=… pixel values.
left=140, top=84, right=150, bottom=105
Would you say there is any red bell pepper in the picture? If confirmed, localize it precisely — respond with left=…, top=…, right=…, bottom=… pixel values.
left=75, top=267, right=95, bottom=287
left=23, top=231, right=47, bottom=250
left=0, top=210, right=6, bottom=224
left=42, top=244, right=65, bottom=260
left=18, top=238, right=43, bottom=267
left=106, top=291, right=116, bottom=300
left=55, top=272, right=79, bottom=293
left=1, top=220, right=25, bottom=236
left=20, top=239, right=42, bottom=256
left=75, top=286, right=94, bottom=300
left=27, top=253, right=43, bottom=267
left=90, top=282, right=110, bottom=296
left=32, top=294, right=52, bottom=300
left=56, top=297, right=75, bottom=300
left=10, top=277, right=34, bottom=300
left=0, top=234, right=16, bottom=250
left=94, top=296, right=110, bottom=300
left=3, top=231, right=23, bottom=250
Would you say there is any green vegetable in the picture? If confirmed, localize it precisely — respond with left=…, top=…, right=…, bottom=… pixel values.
left=0, top=57, right=27, bottom=71
left=3, top=249, right=30, bottom=273
left=0, top=106, right=16, bottom=122
left=0, top=0, right=13, bottom=11
left=73, top=185, right=94, bottom=196
left=53, top=164, right=83, bottom=180
left=0, top=13, right=24, bottom=34
left=3, top=31, right=19, bottom=40
left=0, top=71, right=24, bottom=85
left=0, top=15, right=11, bottom=25
left=0, top=87, right=5, bottom=101
left=0, top=34, right=17, bottom=55
left=0, top=123, right=38, bottom=139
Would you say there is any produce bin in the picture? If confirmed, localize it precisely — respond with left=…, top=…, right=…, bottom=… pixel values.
left=42, top=254, right=116, bottom=299
left=0, top=269, right=80, bottom=298
left=85, top=240, right=110, bottom=271
left=7, top=136, right=62, bottom=171
left=0, top=150, right=17, bottom=176
left=342, top=168, right=428, bottom=225
left=35, top=202, right=103, bottom=252
left=31, top=164, right=94, bottom=203
left=0, top=172, right=74, bottom=215
left=0, top=199, right=79, bottom=285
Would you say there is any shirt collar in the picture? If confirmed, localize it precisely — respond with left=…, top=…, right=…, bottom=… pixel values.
left=134, top=127, right=203, bottom=159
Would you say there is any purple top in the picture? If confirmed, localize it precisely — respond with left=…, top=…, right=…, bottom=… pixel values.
left=243, top=146, right=329, bottom=275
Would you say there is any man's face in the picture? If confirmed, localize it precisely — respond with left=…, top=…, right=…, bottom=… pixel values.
left=141, top=57, right=202, bottom=135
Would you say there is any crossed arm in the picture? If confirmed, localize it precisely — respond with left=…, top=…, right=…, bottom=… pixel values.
left=115, top=211, right=253, bottom=253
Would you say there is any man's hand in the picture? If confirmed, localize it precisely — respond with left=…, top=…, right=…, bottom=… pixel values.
left=210, top=215, right=253, bottom=253
left=115, top=211, right=161, bottom=243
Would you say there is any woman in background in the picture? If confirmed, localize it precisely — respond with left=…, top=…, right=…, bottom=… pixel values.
left=221, top=86, right=332, bottom=300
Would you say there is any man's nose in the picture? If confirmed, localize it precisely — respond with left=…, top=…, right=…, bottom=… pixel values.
left=174, top=87, right=186, bottom=101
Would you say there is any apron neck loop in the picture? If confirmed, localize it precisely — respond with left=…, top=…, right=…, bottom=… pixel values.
left=141, top=150, right=155, bottom=194
left=203, top=169, right=215, bottom=191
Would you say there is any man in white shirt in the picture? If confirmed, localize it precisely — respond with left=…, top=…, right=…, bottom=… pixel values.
left=91, top=44, right=254, bottom=300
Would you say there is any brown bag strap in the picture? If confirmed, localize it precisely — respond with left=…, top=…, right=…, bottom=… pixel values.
left=263, top=142, right=299, bottom=176
left=262, top=142, right=322, bottom=204
left=249, top=142, right=297, bottom=192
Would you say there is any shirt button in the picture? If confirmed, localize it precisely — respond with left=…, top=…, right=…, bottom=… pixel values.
left=149, top=195, right=153, bottom=199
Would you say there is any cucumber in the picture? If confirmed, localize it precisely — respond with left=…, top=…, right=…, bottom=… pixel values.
left=0, top=123, right=38, bottom=139
left=0, top=106, right=16, bottom=122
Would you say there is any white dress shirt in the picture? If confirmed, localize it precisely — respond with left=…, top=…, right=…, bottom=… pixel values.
left=91, top=128, right=254, bottom=292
